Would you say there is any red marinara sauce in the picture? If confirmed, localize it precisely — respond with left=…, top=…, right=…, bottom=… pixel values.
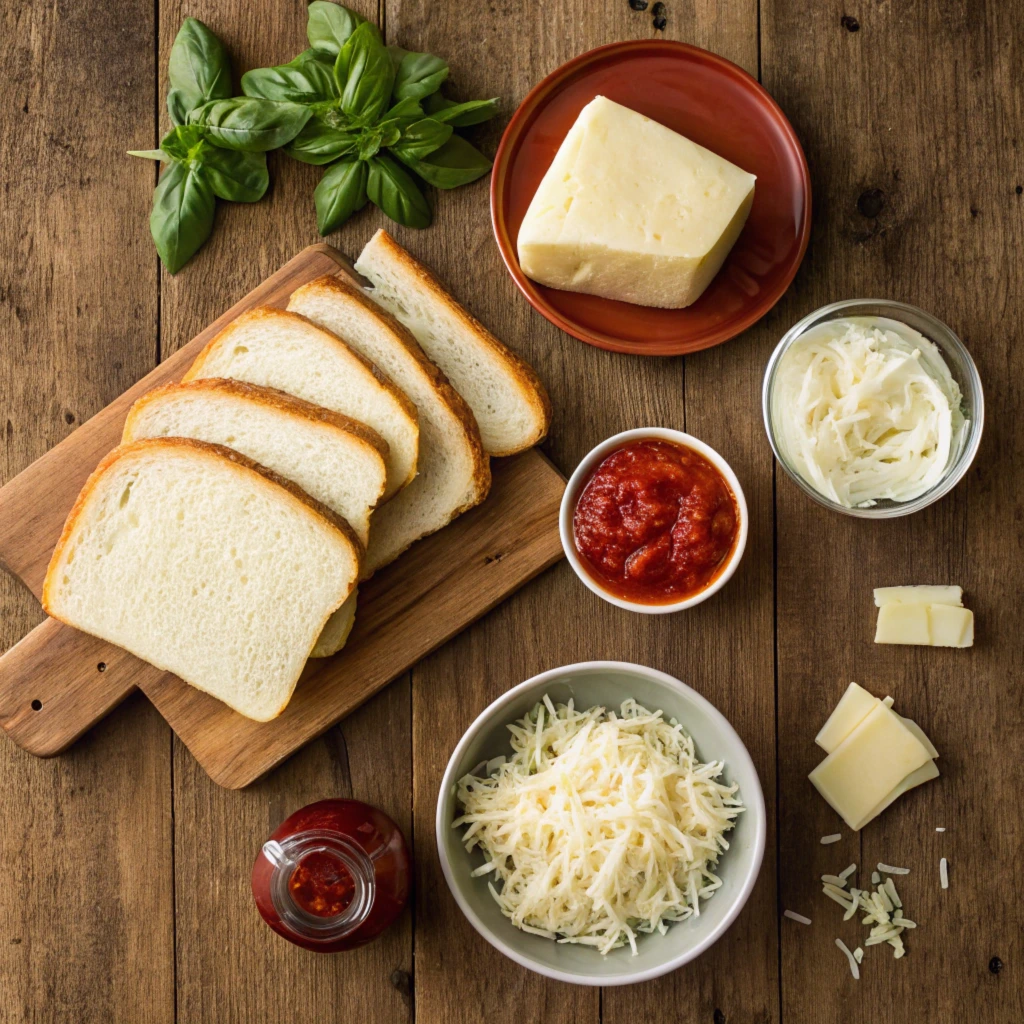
left=252, top=799, right=410, bottom=952
left=572, top=439, right=740, bottom=604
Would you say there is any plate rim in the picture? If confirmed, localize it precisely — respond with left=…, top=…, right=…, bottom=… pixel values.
left=489, top=38, right=813, bottom=357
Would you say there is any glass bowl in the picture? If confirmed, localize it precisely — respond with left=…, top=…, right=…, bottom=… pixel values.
left=762, top=299, right=984, bottom=518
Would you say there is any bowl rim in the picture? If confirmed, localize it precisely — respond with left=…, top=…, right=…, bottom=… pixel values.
left=558, top=428, right=749, bottom=613
left=435, top=660, right=767, bottom=986
left=762, top=298, right=985, bottom=518
left=489, top=37, right=812, bottom=357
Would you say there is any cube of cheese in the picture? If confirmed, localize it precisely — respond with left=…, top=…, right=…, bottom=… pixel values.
left=809, top=703, right=934, bottom=830
left=516, top=96, right=756, bottom=309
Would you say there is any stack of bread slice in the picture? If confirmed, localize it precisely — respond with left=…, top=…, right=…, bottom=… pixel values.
left=43, top=231, right=550, bottom=721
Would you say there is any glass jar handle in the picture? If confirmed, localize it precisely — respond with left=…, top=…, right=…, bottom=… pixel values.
left=262, top=839, right=294, bottom=872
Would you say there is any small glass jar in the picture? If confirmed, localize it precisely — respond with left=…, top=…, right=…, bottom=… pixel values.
left=252, top=799, right=410, bottom=952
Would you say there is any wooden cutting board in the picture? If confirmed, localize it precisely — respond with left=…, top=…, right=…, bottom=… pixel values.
left=0, top=244, right=565, bottom=787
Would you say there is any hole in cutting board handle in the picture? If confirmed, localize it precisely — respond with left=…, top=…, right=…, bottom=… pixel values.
left=97, top=662, right=107, bottom=672
left=30, top=700, right=42, bottom=711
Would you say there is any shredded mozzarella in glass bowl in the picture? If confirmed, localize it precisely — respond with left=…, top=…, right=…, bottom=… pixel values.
left=452, top=696, right=744, bottom=955
left=771, top=317, right=967, bottom=508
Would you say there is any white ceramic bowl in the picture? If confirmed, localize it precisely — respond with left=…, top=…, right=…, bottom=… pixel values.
left=435, top=661, right=766, bottom=986
left=559, top=428, right=749, bottom=613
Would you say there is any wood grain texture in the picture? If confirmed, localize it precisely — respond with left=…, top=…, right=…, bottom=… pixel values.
left=766, top=0, right=1024, bottom=1020
left=0, top=0, right=173, bottom=1020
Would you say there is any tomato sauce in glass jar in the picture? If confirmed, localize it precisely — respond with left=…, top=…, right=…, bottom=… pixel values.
left=252, top=799, right=410, bottom=952
left=572, top=439, right=740, bottom=605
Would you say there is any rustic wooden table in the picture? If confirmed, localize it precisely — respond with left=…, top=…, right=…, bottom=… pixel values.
left=1, top=1, right=1021, bottom=1021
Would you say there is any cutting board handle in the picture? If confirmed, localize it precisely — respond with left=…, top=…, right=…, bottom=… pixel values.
left=0, top=618, right=141, bottom=755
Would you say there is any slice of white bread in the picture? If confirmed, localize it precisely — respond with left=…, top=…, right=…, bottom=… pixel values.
left=288, top=275, right=491, bottom=577
left=183, top=306, right=419, bottom=501
left=354, top=229, right=551, bottom=457
left=122, top=379, right=388, bottom=547
left=42, top=438, right=361, bottom=722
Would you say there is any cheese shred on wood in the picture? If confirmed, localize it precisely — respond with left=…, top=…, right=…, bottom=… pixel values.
left=453, top=696, right=744, bottom=955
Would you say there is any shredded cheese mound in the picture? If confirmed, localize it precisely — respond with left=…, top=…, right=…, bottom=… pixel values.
left=452, top=696, right=744, bottom=955
left=773, top=318, right=966, bottom=507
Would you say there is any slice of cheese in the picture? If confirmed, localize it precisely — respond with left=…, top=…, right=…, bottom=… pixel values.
left=809, top=703, right=934, bottom=830
left=875, top=603, right=931, bottom=645
left=815, top=682, right=894, bottom=753
left=874, top=585, right=963, bottom=607
left=875, top=601, right=974, bottom=647
left=516, top=96, right=756, bottom=309
left=928, top=603, right=974, bottom=647
left=851, top=759, right=940, bottom=831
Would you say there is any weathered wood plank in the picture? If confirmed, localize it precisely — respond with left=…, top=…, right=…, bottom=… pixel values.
left=0, top=0, right=173, bottom=1021
left=766, top=0, right=1024, bottom=1020
left=157, top=3, right=413, bottom=1021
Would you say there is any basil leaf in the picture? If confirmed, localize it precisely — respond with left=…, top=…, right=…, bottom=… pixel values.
left=367, top=153, right=431, bottom=228
left=285, top=119, right=359, bottom=164
left=128, top=149, right=169, bottom=161
left=200, top=148, right=269, bottom=202
left=337, top=22, right=393, bottom=123
left=150, top=161, right=215, bottom=273
left=393, top=51, right=449, bottom=102
left=167, top=88, right=192, bottom=127
left=188, top=98, right=311, bottom=152
left=400, top=134, right=491, bottom=189
left=168, top=18, right=232, bottom=117
left=241, top=58, right=337, bottom=103
left=379, top=123, right=402, bottom=148
left=307, top=1, right=366, bottom=57
left=423, top=95, right=500, bottom=126
left=382, top=96, right=424, bottom=126
left=314, top=157, right=369, bottom=234
left=391, top=117, right=452, bottom=161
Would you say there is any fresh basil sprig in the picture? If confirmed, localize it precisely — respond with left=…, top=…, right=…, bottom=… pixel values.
left=129, top=19, right=309, bottom=273
left=242, top=2, right=500, bottom=234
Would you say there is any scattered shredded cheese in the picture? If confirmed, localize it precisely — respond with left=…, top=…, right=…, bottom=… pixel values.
left=772, top=318, right=966, bottom=507
left=820, top=833, right=842, bottom=845
left=836, top=938, right=860, bottom=979
left=784, top=910, right=812, bottom=925
left=935, top=827, right=946, bottom=832
left=853, top=946, right=864, bottom=964
left=822, top=860, right=919, bottom=967
left=940, top=857, right=949, bottom=889
left=839, top=863, right=857, bottom=881
left=453, top=696, right=744, bottom=955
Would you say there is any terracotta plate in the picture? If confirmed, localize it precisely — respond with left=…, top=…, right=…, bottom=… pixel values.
left=490, top=40, right=812, bottom=356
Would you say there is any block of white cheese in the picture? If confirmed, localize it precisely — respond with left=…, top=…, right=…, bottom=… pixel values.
left=875, top=597, right=974, bottom=648
left=815, top=682, right=893, bottom=753
left=874, top=585, right=963, bottom=607
left=516, top=96, right=756, bottom=309
left=809, top=702, right=935, bottom=831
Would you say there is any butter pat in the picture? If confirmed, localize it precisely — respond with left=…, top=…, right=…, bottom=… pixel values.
left=810, top=703, right=934, bottom=830
left=516, top=96, right=756, bottom=309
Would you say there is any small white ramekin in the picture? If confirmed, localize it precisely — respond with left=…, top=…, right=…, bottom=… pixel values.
left=559, top=428, right=748, bottom=614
